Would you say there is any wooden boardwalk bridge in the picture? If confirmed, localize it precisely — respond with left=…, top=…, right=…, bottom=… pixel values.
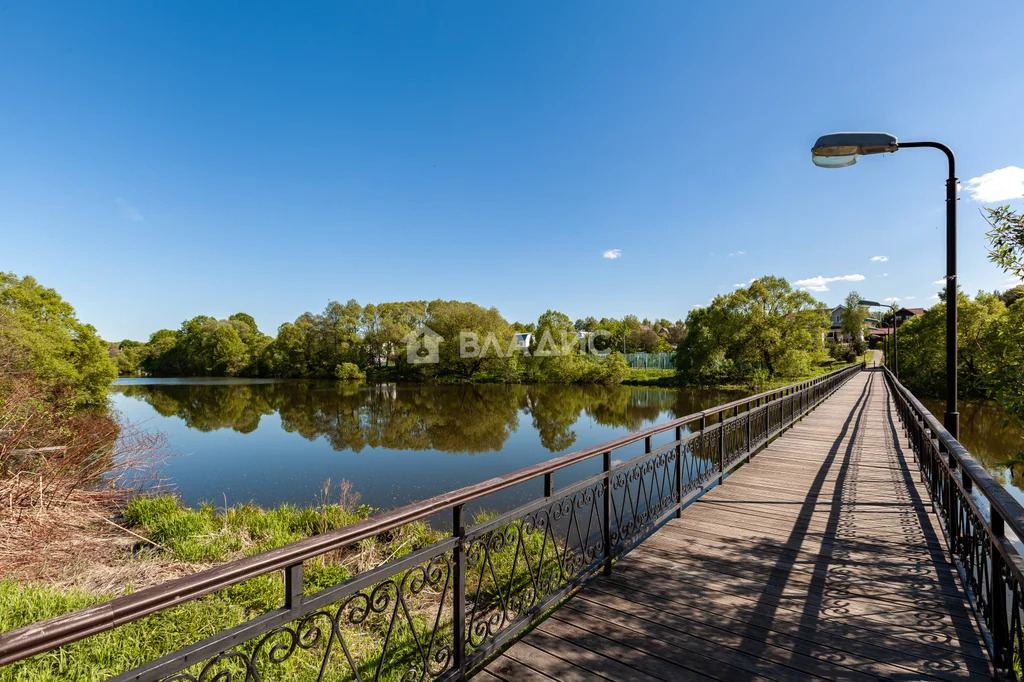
left=2, top=365, right=1021, bottom=681
left=481, top=370, right=994, bottom=681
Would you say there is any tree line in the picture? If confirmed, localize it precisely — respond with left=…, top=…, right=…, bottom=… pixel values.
left=111, top=276, right=883, bottom=386
left=110, top=301, right=688, bottom=384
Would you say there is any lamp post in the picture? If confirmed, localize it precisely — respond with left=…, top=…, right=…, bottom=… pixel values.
left=811, top=133, right=958, bottom=438
left=885, top=303, right=899, bottom=378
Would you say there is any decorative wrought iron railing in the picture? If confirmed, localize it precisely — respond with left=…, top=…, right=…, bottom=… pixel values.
left=0, top=364, right=862, bottom=681
left=884, top=368, right=1024, bottom=678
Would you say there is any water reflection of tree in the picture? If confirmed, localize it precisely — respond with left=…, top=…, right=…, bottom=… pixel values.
left=114, top=382, right=749, bottom=456
left=922, top=398, right=1024, bottom=489
left=113, top=383, right=275, bottom=434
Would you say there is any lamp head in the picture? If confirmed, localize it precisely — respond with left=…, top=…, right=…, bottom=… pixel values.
left=812, top=132, right=898, bottom=168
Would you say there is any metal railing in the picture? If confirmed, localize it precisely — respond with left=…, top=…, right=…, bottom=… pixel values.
left=884, top=368, right=1024, bottom=677
left=0, top=364, right=863, bottom=681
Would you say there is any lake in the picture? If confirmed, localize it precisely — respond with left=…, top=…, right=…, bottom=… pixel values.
left=112, top=379, right=1024, bottom=517
left=922, top=397, right=1024, bottom=507
left=111, top=379, right=747, bottom=516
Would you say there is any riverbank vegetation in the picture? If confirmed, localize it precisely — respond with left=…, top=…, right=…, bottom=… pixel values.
left=110, top=299, right=679, bottom=385
left=110, top=276, right=861, bottom=389
left=893, top=206, right=1024, bottom=456
left=0, top=486, right=451, bottom=681
left=0, top=274, right=165, bottom=514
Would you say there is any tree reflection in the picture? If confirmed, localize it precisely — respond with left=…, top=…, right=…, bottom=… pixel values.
left=922, top=398, right=1024, bottom=489
left=113, top=381, right=748, bottom=455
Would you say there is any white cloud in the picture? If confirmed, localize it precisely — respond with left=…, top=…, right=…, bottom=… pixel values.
left=934, top=278, right=946, bottom=285
left=115, top=198, right=144, bottom=222
left=964, top=166, right=1024, bottom=202
left=602, top=249, right=622, bottom=260
left=929, top=294, right=940, bottom=300
left=881, top=273, right=889, bottom=277
left=793, top=273, right=866, bottom=292
left=732, top=283, right=744, bottom=287
left=884, top=296, right=901, bottom=303
left=904, top=296, right=916, bottom=300
left=690, top=304, right=704, bottom=310
left=728, top=250, right=746, bottom=257
left=870, top=255, right=889, bottom=262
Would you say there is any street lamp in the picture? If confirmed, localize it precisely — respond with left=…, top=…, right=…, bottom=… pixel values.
left=884, top=302, right=899, bottom=377
left=811, top=132, right=959, bottom=438
left=858, top=299, right=880, bottom=368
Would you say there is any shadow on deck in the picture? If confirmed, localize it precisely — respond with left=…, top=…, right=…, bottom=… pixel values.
left=481, top=370, right=994, bottom=681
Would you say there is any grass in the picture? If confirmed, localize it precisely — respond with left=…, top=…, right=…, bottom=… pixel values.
left=0, top=578, right=249, bottom=682
left=622, top=368, right=677, bottom=386
left=708, top=360, right=862, bottom=392
left=1, top=490, right=451, bottom=681
left=1, top=495, right=577, bottom=681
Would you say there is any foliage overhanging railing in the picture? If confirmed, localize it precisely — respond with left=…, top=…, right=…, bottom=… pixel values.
left=0, top=364, right=862, bottom=681
left=884, top=368, right=1024, bottom=678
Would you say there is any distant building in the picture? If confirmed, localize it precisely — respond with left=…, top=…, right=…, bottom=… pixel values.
left=827, top=304, right=882, bottom=343
left=513, top=332, right=533, bottom=350
left=894, top=307, right=926, bottom=325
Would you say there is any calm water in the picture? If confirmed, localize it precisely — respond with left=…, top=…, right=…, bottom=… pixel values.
left=112, top=380, right=1024, bottom=516
left=922, top=398, right=1024, bottom=507
left=111, top=379, right=747, bottom=515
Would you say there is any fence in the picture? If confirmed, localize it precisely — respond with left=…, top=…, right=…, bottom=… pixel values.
left=624, top=352, right=675, bottom=370
left=885, top=368, right=1024, bottom=676
left=0, top=364, right=863, bottom=681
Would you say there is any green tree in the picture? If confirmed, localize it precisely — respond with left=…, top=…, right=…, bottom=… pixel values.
left=983, top=205, right=1024, bottom=441
left=840, top=291, right=867, bottom=342
left=0, top=273, right=116, bottom=406
left=676, top=276, right=827, bottom=383
left=626, top=327, right=661, bottom=353
left=985, top=206, right=1024, bottom=279
left=418, top=300, right=513, bottom=380
left=998, top=285, right=1024, bottom=307
left=893, top=291, right=1005, bottom=399
left=362, top=301, right=425, bottom=367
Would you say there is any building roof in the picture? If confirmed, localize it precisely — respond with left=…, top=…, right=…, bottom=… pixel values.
left=896, top=307, right=926, bottom=317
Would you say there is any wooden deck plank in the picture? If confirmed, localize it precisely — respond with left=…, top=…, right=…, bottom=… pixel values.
left=481, top=370, right=994, bottom=680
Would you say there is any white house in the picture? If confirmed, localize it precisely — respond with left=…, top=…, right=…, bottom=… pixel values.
left=827, top=305, right=878, bottom=343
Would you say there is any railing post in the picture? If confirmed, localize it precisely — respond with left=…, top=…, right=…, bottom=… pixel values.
left=717, top=415, right=725, bottom=485
left=603, top=451, right=612, bottom=575
left=284, top=562, right=303, bottom=611
left=453, top=504, right=466, bottom=677
left=945, top=454, right=958, bottom=550
left=745, top=402, right=752, bottom=462
left=675, top=425, right=683, bottom=517
left=991, top=511, right=1009, bottom=670
left=543, top=472, right=554, bottom=498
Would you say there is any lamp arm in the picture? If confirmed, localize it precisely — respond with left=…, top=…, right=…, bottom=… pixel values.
left=896, top=141, right=955, bottom=180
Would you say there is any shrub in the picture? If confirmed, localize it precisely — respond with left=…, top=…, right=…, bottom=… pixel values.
left=333, top=362, right=366, bottom=382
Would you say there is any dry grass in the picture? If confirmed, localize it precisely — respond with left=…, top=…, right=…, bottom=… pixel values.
left=0, top=489, right=208, bottom=593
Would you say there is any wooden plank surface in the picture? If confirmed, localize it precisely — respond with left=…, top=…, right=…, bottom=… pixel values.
left=482, top=369, right=994, bottom=681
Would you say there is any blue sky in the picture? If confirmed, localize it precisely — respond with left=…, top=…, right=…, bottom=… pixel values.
left=2, top=1, right=1023, bottom=341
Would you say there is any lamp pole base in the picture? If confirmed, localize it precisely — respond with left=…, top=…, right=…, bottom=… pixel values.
left=944, top=411, right=959, bottom=440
